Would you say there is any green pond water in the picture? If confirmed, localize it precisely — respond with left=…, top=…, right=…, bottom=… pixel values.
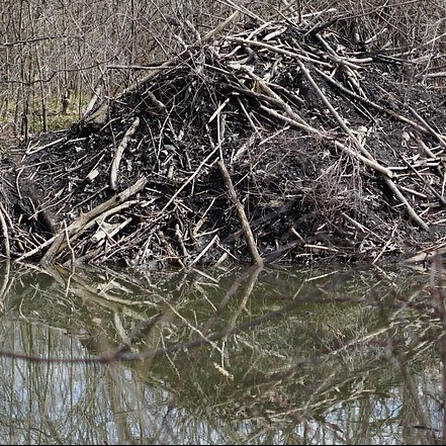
left=0, top=261, right=444, bottom=445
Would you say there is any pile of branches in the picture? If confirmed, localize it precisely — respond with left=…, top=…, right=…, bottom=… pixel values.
left=1, top=10, right=446, bottom=268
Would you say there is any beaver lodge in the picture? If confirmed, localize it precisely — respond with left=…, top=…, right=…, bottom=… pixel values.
left=1, top=11, right=446, bottom=268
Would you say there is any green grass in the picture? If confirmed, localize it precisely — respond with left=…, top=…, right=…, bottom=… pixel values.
left=1, top=95, right=90, bottom=137
left=30, top=96, right=89, bottom=133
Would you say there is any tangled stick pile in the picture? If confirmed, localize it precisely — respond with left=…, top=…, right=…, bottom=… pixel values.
left=1, top=11, right=446, bottom=268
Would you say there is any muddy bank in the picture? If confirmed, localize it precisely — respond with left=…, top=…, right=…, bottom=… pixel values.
left=1, top=12, right=446, bottom=268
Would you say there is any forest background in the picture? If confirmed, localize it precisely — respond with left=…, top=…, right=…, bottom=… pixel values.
left=0, top=0, right=445, bottom=142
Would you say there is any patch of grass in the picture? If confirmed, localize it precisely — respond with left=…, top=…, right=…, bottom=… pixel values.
left=0, top=95, right=90, bottom=138
left=44, top=110, right=79, bottom=132
left=30, top=96, right=89, bottom=133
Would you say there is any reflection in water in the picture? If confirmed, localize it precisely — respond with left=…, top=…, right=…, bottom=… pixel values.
left=0, top=261, right=444, bottom=444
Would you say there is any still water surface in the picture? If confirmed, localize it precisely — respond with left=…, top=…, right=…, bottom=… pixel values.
left=0, top=261, right=444, bottom=444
